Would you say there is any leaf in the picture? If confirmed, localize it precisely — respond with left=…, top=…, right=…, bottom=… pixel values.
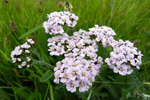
left=26, top=92, right=39, bottom=100
left=0, top=88, right=11, bottom=100
left=31, top=49, right=42, bottom=60
left=99, top=92, right=108, bottom=97
left=40, top=70, right=54, bottom=82
left=19, top=23, right=43, bottom=40
left=32, top=59, right=55, bottom=69
left=0, top=49, right=11, bottom=61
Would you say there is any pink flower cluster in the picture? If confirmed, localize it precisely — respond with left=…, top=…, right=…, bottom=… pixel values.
left=51, top=29, right=103, bottom=92
left=10, top=39, right=34, bottom=68
left=43, top=11, right=78, bottom=35
left=89, top=25, right=116, bottom=47
left=43, top=11, right=143, bottom=92
left=105, top=39, right=143, bottom=76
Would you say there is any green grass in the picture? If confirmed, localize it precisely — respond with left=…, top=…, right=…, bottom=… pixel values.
left=0, top=0, right=150, bottom=100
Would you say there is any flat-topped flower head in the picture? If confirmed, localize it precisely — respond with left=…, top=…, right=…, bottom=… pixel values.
left=105, top=39, right=143, bottom=75
left=43, top=11, right=79, bottom=35
left=11, top=38, right=35, bottom=68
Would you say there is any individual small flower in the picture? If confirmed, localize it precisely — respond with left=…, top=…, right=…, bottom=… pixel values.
left=43, top=22, right=53, bottom=34
left=54, top=70, right=61, bottom=83
left=66, top=81, right=79, bottom=93
left=79, top=82, right=89, bottom=92
left=113, top=64, right=127, bottom=76
left=60, top=72, right=69, bottom=83
left=27, top=39, right=35, bottom=44
left=11, top=46, right=23, bottom=62
left=17, top=58, right=21, bottom=62
left=47, top=38, right=55, bottom=46
left=54, top=61, right=62, bottom=72
left=26, top=57, right=31, bottom=62
left=21, top=42, right=31, bottom=49
left=48, top=45, right=65, bottom=56
left=27, top=64, right=30, bottom=68
left=67, top=67, right=78, bottom=80
left=77, top=68, right=89, bottom=80
left=67, top=21, right=77, bottom=27
left=52, top=25, right=64, bottom=34
left=18, top=65, right=22, bottom=68
left=21, top=61, right=26, bottom=67
left=126, top=65, right=133, bottom=75
left=110, top=47, right=121, bottom=58
left=25, top=50, right=30, bottom=53
left=96, top=33, right=104, bottom=42
left=105, top=57, right=116, bottom=66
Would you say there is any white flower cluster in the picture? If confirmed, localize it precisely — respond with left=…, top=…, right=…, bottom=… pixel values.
left=43, top=11, right=143, bottom=92
left=89, top=25, right=116, bottom=47
left=105, top=39, right=143, bottom=76
left=52, top=29, right=103, bottom=92
left=10, top=39, right=34, bottom=68
left=43, top=11, right=78, bottom=35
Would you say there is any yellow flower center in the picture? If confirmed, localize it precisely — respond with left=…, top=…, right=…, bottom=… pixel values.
left=73, top=63, right=76, bottom=66
left=78, top=46, right=82, bottom=49
left=106, top=41, right=109, bottom=45
left=89, top=49, right=92, bottom=52
left=99, top=37, right=102, bottom=41
left=50, top=40, right=53, bottom=43
left=84, top=41, right=87, bottom=44
left=70, top=46, right=74, bottom=49
left=98, top=30, right=101, bottom=32
left=82, top=72, right=86, bottom=76
left=80, top=82, right=84, bottom=87
left=56, top=28, right=60, bottom=31
left=78, top=52, right=81, bottom=55
left=89, top=78, right=93, bottom=82
left=82, top=61, right=85, bottom=65
left=104, top=29, right=107, bottom=33
left=119, top=68, right=123, bottom=71
left=84, top=51, right=87, bottom=55
left=52, top=48, right=55, bottom=51
left=64, top=74, right=68, bottom=78
left=75, top=34, right=78, bottom=37
left=57, top=49, right=61, bottom=53
left=92, top=30, right=95, bottom=33
left=56, top=76, right=59, bottom=79
left=58, top=66, right=60, bottom=70
left=72, top=71, right=76, bottom=75
left=90, top=68, right=93, bottom=72
left=70, top=83, right=74, bottom=87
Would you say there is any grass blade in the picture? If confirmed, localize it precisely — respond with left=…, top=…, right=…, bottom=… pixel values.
left=19, top=23, right=43, bottom=40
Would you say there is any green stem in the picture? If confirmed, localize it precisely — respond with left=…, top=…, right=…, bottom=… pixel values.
left=44, top=84, right=49, bottom=100
left=13, top=87, right=18, bottom=100
left=87, top=89, right=92, bottom=100
left=50, top=83, right=54, bottom=100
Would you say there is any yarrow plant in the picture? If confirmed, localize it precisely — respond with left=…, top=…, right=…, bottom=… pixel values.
left=43, top=11, right=143, bottom=93
left=11, top=39, right=34, bottom=68
left=11, top=11, right=143, bottom=93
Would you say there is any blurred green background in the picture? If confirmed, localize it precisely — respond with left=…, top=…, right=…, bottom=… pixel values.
left=0, top=0, right=150, bottom=100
